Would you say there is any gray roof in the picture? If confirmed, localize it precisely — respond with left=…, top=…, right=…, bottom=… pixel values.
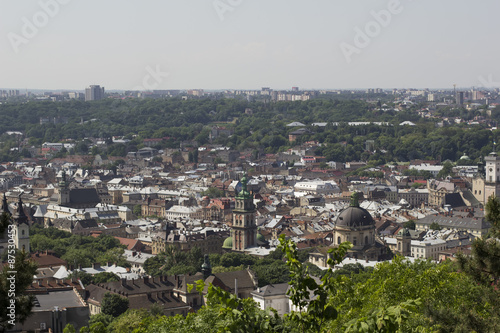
left=251, top=283, right=289, bottom=297
left=417, top=214, right=490, bottom=230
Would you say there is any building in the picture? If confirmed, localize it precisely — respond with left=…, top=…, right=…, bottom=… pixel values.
left=251, top=283, right=290, bottom=316
left=85, top=85, right=105, bottom=101
left=415, top=212, right=490, bottom=238
left=331, top=192, right=387, bottom=260
left=86, top=276, right=190, bottom=317
left=427, top=180, right=454, bottom=207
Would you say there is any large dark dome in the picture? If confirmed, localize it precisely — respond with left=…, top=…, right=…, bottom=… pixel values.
left=336, top=206, right=374, bottom=228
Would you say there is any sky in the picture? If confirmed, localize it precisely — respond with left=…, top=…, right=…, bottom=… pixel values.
left=0, top=0, right=499, bottom=91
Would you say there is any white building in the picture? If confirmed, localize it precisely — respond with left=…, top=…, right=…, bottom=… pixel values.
left=294, top=180, right=340, bottom=195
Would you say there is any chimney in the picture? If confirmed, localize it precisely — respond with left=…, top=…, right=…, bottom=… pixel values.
left=143, top=276, right=149, bottom=284
left=121, top=278, right=127, bottom=287
left=92, top=263, right=100, bottom=269
left=234, top=279, right=238, bottom=298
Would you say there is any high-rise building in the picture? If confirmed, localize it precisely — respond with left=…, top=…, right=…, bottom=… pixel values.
left=85, top=85, right=105, bottom=101
left=455, top=91, right=464, bottom=105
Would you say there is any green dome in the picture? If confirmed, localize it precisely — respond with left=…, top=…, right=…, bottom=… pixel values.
left=222, top=236, right=233, bottom=249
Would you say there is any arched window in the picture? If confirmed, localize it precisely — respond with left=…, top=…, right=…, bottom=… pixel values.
left=353, top=237, right=357, bottom=246
left=21, top=230, right=25, bottom=236
left=337, top=236, right=341, bottom=244
left=365, top=236, right=369, bottom=245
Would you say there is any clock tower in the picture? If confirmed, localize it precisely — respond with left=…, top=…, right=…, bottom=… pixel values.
left=484, top=151, right=500, bottom=201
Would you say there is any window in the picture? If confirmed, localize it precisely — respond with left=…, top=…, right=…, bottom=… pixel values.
left=337, top=236, right=341, bottom=244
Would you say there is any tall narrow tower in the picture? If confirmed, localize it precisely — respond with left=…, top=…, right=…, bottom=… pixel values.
left=231, top=175, right=257, bottom=252
left=484, top=150, right=500, bottom=201
left=12, top=196, right=30, bottom=253
left=58, top=170, right=70, bottom=206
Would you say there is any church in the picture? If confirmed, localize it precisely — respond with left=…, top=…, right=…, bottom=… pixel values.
left=0, top=194, right=30, bottom=254
left=331, top=192, right=388, bottom=261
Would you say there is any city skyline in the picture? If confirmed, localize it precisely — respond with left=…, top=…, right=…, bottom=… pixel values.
left=1, top=0, right=499, bottom=91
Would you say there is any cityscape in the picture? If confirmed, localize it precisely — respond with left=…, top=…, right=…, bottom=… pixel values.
left=1, top=0, right=500, bottom=332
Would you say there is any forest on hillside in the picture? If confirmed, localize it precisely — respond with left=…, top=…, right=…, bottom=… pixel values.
left=0, top=98, right=499, bottom=164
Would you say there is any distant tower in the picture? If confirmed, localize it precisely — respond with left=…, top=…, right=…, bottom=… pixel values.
left=231, top=175, right=257, bottom=252
left=484, top=149, right=500, bottom=201
left=85, top=85, right=105, bottom=101
left=201, top=254, right=212, bottom=279
left=58, top=170, right=70, bottom=206
left=12, top=196, right=30, bottom=253
left=396, top=228, right=411, bottom=256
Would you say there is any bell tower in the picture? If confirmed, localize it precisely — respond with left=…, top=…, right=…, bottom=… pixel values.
left=231, top=175, right=257, bottom=252
left=12, top=196, right=30, bottom=253
left=58, top=170, right=70, bottom=206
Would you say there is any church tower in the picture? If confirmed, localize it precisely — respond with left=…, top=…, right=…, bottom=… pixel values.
left=12, top=196, right=30, bottom=253
left=484, top=151, right=500, bottom=202
left=231, top=175, right=257, bottom=252
left=58, top=170, right=70, bottom=206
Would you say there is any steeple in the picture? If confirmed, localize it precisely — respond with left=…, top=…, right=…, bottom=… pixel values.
left=13, top=195, right=28, bottom=225
left=1, top=194, right=10, bottom=216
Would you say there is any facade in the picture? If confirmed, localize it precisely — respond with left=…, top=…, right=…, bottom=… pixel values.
left=411, top=239, right=447, bottom=260
left=398, top=188, right=429, bottom=207
left=427, top=180, right=455, bottom=207
left=415, top=213, right=490, bottom=237
left=251, top=283, right=290, bottom=316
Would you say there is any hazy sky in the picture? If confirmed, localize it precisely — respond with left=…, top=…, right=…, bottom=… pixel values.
left=1, top=0, right=499, bottom=91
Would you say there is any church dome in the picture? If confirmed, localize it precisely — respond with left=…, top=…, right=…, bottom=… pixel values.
left=222, top=236, right=233, bottom=249
left=336, top=206, right=374, bottom=228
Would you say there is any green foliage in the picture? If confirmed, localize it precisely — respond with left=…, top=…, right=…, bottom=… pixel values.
left=29, top=227, right=124, bottom=268
left=278, top=235, right=352, bottom=332
left=63, top=323, right=76, bottom=333
left=200, top=187, right=225, bottom=198
left=133, top=205, right=142, bottom=217
left=403, top=220, right=416, bottom=230
left=101, top=292, right=129, bottom=317
left=429, top=222, right=441, bottom=231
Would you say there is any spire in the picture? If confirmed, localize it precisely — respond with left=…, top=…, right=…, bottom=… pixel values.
left=1, top=194, right=10, bottom=216
left=13, top=195, right=28, bottom=225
